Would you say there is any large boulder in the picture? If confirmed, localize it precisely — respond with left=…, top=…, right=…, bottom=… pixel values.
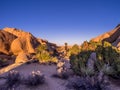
left=15, top=52, right=28, bottom=63
left=91, top=25, right=120, bottom=43
left=91, top=25, right=120, bottom=49
left=0, top=30, right=17, bottom=55
left=3, top=27, right=40, bottom=55
left=11, top=37, right=36, bottom=55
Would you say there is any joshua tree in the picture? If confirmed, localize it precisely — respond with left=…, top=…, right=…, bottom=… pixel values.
left=64, top=42, right=68, bottom=56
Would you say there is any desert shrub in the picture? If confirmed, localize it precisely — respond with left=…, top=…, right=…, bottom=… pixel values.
left=69, top=41, right=100, bottom=75
left=25, top=71, right=45, bottom=86
left=36, top=44, right=58, bottom=64
left=66, top=76, right=109, bottom=90
left=5, top=70, right=21, bottom=88
left=68, top=44, right=80, bottom=56
left=95, top=42, right=120, bottom=77
left=70, top=41, right=120, bottom=77
left=81, top=67, right=95, bottom=76
left=50, top=57, right=58, bottom=64
left=70, top=50, right=92, bottom=75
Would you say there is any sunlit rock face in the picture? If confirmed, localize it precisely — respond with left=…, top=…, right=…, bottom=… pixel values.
left=15, top=52, right=28, bottom=63
left=91, top=25, right=120, bottom=49
left=0, top=30, right=17, bottom=55
left=0, top=27, right=58, bottom=56
left=3, top=27, right=40, bottom=55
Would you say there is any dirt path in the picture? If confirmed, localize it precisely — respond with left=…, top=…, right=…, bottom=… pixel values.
left=0, top=63, right=23, bottom=75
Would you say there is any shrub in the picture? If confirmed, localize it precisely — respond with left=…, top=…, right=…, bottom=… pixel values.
left=81, top=67, right=95, bottom=76
left=25, top=71, right=45, bottom=86
left=66, top=76, right=109, bottom=90
left=70, top=50, right=92, bottom=75
left=70, top=41, right=120, bottom=78
left=50, top=57, right=58, bottom=64
left=36, top=44, right=58, bottom=64
left=95, top=42, right=120, bottom=77
left=5, top=70, right=21, bottom=88
left=68, top=44, right=80, bottom=56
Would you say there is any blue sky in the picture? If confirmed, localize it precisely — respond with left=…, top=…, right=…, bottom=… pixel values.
left=0, top=0, right=120, bottom=45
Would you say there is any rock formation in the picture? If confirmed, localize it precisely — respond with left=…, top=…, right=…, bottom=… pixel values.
left=0, top=30, right=17, bottom=55
left=3, top=27, right=40, bottom=55
left=86, top=25, right=120, bottom=72
left=0, top=27, right=59, bottom=64
left=15, top=52, right=28, bottom=63
left=91, top=25, right=120, bottom=50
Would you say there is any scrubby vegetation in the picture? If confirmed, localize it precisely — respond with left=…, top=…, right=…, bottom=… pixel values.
left=68, top=44, right=80, bottom=57
left=67, top=75, right=109, bottom=90
left=6, top=70, right=21, bottom=88
left=36, top=44, right=58, bottom=64
left=70, top=41, right=120, bottom=78
left=1, top=70, right=45, bottom=89
left=25, top=71, right=45, bottom=86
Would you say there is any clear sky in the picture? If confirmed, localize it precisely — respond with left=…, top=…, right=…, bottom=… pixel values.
left=0, top=0, right=120, bottom=45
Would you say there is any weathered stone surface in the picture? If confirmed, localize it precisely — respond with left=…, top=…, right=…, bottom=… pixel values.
left=0, top=27, right=58, bottom=63
left=91, top=26, right=119, bottom=42
left=3, top=27, right=40, bottom=55
left=15, top=52, right=28, bottom=63
left=0, top=30, right=17, bottom=54
left=91, top=25, right=120, bottom=50
left=57, top=61, right=65, bottom=75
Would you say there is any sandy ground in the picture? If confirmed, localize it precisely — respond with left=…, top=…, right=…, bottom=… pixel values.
left=0, top=63, right=68, bottom=90
left=0, top=60, right=120, bottom=90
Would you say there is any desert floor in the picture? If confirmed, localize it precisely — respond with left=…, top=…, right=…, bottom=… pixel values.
left=0, top=60, right=120, bottom=90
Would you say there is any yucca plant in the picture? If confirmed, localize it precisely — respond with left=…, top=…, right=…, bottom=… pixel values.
left=81, top=67, right=95, bottom=76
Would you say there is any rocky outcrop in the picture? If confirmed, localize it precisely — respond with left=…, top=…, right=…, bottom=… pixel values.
left=0, top=30, right=17, bottom=54
left=91, top=25, right=120, bottom=50
left=3, top=27, right=40, bottom=55
left=11, top=37, right=38, bottom=55
left=15, top=52, right=28, bottom=63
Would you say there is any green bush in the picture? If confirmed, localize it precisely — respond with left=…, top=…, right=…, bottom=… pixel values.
left=6, top=70, right=21, bottom=88
left=36, top=44, right=58, bottom=64
left=70, top=41, right=120, bottom=77
left=69, top=44, right=80, bottom=55
left=70, top=51, right=92, bottom=75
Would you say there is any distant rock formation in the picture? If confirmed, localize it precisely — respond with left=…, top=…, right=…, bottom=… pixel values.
left=86, top=25, right=120, bottom=71
left=91, top=25, right=120, bottom=50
